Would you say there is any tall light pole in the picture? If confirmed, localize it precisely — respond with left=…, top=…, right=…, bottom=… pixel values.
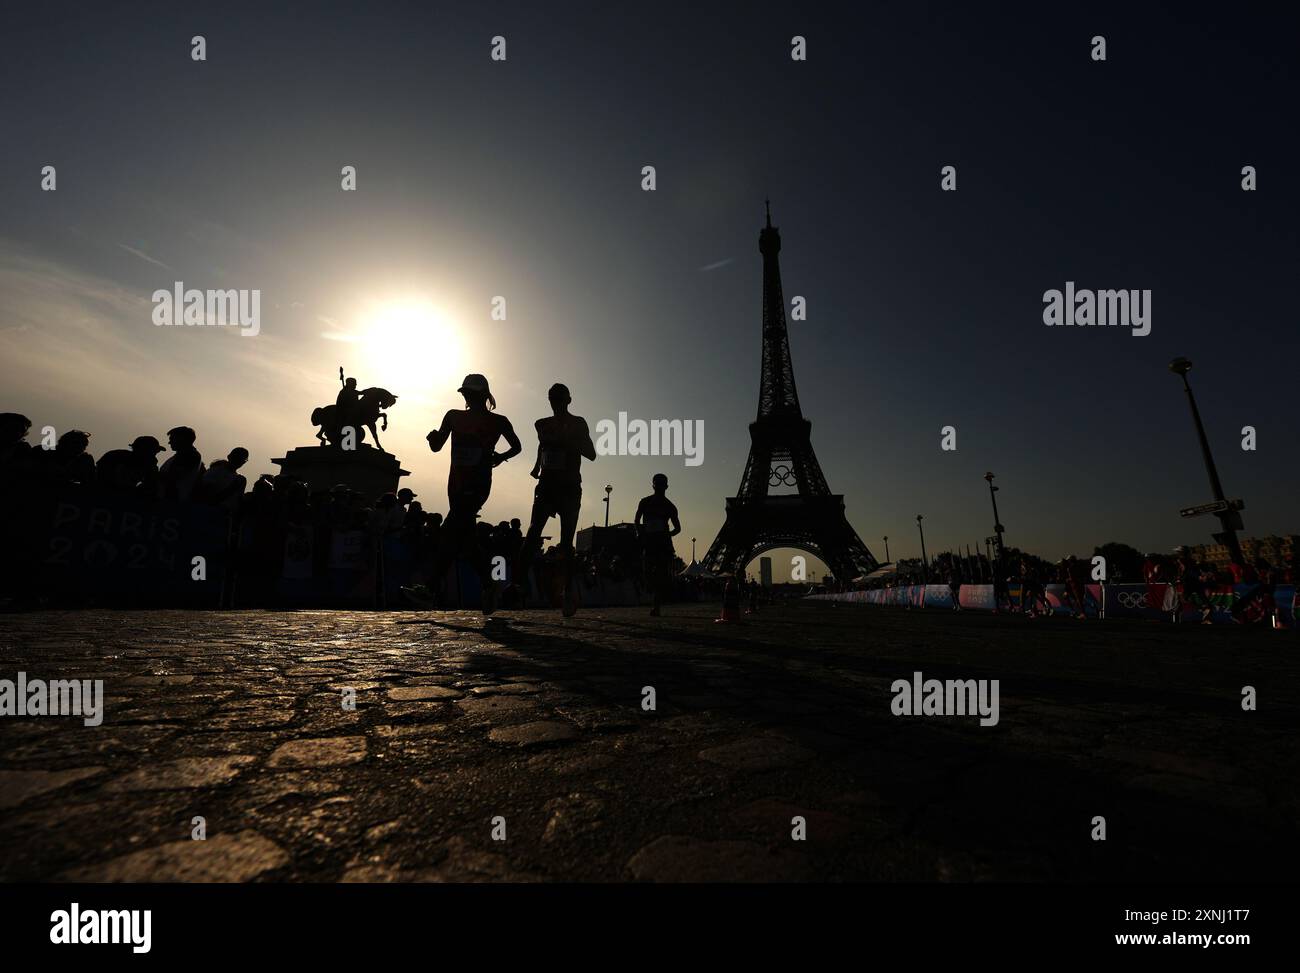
left=983, top=472, right=1005, bottom=563
left=916, top=515, right=928, bottom=582
left=603, top=484, right=613, bottom=528
left=691, top=537, right=697, bottom=562
left=883, top=535, right=890, bottom=562
left=1169, top=357, right=1243, bottom=565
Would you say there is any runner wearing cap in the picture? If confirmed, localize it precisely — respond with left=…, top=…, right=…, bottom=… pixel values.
left=513, top=383, right=595, bottom=616
left=408, top=374, right=521, bottom=613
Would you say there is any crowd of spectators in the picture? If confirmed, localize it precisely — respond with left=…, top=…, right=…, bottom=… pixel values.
left=0, top=413, right=693, bottom=609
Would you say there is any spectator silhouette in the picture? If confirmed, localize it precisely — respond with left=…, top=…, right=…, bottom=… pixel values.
left=396, top=486, right=417, bottom=512
left=40, top=430, right=95, bottom=489
left=199, top=447, right=248, bottom=509
left=158, top=426, right=205, bottom=502
left=96, top=435, right=166, bottom=496
left=0, top=413, right=35, bottom=488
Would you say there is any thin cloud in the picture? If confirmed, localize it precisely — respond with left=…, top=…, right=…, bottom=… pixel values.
left=0, top=244, right=322, bottom=483
left=116, top=243, right=172, bottom=271
left=699, top=257, right=734, bottom=272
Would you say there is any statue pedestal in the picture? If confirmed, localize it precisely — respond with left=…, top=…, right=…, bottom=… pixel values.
left=272, top=445, right=410, bottom=499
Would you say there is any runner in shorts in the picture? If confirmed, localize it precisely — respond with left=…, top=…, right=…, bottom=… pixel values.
left=1020, top=556, right=1050, bottom=618
left=947, top=562, right=962, bottom=612
left=514, top=383, right=595, bottom=616
left=404, top=374, right=520, bottom=613
left=635, top=473, right=681, bottom=617
left=1063, top=555, right=1090, bottom=620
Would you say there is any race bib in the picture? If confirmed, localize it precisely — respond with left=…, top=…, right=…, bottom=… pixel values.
left=540, top=448, right=568, bottom=470
left=451, top=445, right=483, bottom=467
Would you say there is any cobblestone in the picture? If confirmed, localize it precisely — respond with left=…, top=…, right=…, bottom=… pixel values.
left=1, top=602, right=1296, bottom=881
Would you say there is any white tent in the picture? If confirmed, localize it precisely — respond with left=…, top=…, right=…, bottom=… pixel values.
left=856, top=562, right=898, bottom=583
left=680, top=560, right=715, bottom=577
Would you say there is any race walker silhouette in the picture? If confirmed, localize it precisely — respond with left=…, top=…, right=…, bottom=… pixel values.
left=403, top=373, right=521, bottom=613
left=635, top=473, right=681, bottom=617
left=513, top=383, right=596, bottom=617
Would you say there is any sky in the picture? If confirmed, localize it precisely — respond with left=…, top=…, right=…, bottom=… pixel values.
left=1, top=1, right=1297, bottom=580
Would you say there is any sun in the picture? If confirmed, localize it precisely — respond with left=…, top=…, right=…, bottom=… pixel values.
left=358, top=299, right=466, bottom=403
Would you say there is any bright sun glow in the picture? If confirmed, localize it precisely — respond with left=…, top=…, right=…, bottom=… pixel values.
left=358, top=300, right=466, bottom=403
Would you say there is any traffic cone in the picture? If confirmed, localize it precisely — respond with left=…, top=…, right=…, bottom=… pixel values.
left=716, top=578, right=741, bottom=623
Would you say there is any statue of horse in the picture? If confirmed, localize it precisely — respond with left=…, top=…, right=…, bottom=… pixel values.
left=312, top=387, right=398, bottom=453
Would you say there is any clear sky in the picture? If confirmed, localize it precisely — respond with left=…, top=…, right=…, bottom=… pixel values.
left=2, top=2, right=1296, bottom=580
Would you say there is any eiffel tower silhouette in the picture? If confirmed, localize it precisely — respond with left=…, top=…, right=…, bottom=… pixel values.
left=701, top=203, right=878, bottom=584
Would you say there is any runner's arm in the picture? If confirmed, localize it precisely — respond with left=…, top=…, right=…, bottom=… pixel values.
left=528, top=418, right=543, bottom=477
left=426, top=411, right=455, bottom=452
left=576, top=418, right=596, bottom=462
left=493, top=420, right=523, bottom=467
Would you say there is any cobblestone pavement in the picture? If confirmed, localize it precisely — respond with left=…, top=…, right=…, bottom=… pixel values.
left=1, top=602, right=1296, bottom=882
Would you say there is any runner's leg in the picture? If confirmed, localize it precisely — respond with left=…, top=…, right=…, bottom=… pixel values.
left=558, top=487, right=581, bottom=615
left=514, top=486, right=554, bottom=605
left=427, top=495, right=483, bottom=606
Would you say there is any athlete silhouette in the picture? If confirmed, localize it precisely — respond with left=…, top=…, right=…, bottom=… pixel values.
left=404, top=374, right=520, bottom=613
left=513, top=383, right=595, bottom=616
left=635, top=473, right=681, bottom=617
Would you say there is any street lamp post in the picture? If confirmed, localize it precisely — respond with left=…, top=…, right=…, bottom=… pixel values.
left=916, top=515, right=928, bottom=582
left=1169, top=357, right=1244, bottom=565
left=883, top=536, right=890, bottom=562
left=603, top=484, right=612, bottom=528
left=691, top=537, right=697, bottom=562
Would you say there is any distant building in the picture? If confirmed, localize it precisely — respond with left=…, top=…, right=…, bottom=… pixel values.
left=576, top=523, right=640, bottom=559
left=1181, top=534, right=1299, bottom=571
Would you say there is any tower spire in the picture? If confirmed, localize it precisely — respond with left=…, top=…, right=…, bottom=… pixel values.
left=765, top=198, right=772, bottom=228
left=757, top=201, right=795, bottom=417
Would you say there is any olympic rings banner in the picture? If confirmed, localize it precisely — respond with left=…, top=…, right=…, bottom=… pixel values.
left=1103, top=582, right=1296, bottom=627
left=809, top=583, right=1297, bottom=628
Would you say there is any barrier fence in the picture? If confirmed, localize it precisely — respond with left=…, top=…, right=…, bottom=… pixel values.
left=23, top=488, right=1290, bottom=621
left=807, top=582, right=1298, bottom=629
left=23, top=489, right=665, bottom=610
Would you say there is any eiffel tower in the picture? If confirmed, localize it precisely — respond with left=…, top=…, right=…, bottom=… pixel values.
left=701, top=203, right=878, bottom=583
